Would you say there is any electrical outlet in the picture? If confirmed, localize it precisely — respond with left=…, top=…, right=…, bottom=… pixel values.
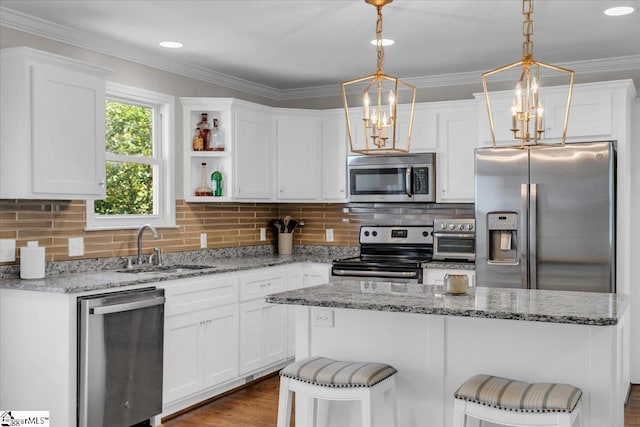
left=312, top=308, right=334, bottom=327
left=0, top=239, right=16, bottom=262
left=325, top=228, right=334, bottom=242
left=200, top=233, right=207, bottom=249
left=68, top=237, right=84, bottom=257
left=260, top=228, right=266, bottom=241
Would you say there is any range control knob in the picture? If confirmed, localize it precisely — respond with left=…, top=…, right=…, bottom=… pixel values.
left=448, top=223, right=456, bottom=230
left=440, top=223, right=446, bottom=230
left=364, top=231, right=370, bottom=237
left=372, top=231, right=378, bottom=237
left=422, top=231, right=430, bottom=237
left=459, top=224, right=465, bottom=230
left=467, top=224, right=474, bottom=231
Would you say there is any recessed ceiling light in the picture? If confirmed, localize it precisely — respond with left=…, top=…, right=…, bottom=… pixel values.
left=370, top=39, right=395, bottom=47
left=159, top=41, right=183, bottom=49
left=604, top=6, right=635, bottom=16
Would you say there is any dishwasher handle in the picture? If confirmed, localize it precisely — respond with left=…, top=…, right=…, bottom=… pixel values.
left=90, top=296, right=165, bottom=315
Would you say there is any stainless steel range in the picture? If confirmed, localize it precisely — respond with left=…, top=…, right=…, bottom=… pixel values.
left=331, top=225, right=433, bottom=283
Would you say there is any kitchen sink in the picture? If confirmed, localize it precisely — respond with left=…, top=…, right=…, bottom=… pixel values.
left=116, top=264, right=214, bottom=274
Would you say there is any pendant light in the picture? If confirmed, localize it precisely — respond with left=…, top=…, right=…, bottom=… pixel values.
left=342, top=0, right=416, bottom=154
left=482, top=0, right=574, bottom=146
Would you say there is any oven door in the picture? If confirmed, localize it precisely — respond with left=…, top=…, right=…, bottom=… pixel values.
left=433, top=233, right=476, bottom=261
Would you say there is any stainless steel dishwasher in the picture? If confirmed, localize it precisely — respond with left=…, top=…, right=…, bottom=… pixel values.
left=78, top=287, right=165, bottom=427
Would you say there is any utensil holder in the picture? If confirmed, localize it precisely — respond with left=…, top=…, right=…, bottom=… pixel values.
left=278, top=233, right=293, bottom=255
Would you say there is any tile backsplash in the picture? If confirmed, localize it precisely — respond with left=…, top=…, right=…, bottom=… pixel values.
left=0, top=199, right=473, bottom=264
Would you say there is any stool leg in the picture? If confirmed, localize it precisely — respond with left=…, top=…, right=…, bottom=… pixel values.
left=388, top=379, right=398, bottom=427
left=277, top=377, right=293, bottom=427
left=452, top=399, right=466, bottom=427
left=361, top=388, right=374, bottom=427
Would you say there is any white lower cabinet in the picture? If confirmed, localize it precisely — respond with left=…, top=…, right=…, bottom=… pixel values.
left=423, top=268, right=476, bottom=287
left=160, top=275, right=239, bottom=406
left=239, top=267, right=288, bottom=375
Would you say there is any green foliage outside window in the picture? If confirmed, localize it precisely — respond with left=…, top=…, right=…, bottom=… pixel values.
left=95, top=101, right=154, bottom=215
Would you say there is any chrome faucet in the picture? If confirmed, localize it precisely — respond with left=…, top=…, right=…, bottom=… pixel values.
left=137, top=224, right=159, bottom=265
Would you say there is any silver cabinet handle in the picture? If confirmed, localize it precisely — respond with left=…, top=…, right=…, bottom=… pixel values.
left=90, top=296, right=165, bottom=315
left=332, top=269, right=416, bottom=278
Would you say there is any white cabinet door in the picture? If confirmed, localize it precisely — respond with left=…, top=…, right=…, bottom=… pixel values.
left=163, top=310, right=203, bottom=403
left=276, top=116, right=320, bottom=200
left=262, top=303, right=287, bottom=365
left=402, top=103, right=439, bottom=153
left=303, top=264, right=331, bottom=287
left=0, top=47, right=109, bottom=199
left=286, top=266, right=304, bottom=357
left=161, top=275, right=239, bottom=405
left=234, top=106, right=274, bottom=199
left=321, top=113, right=348, bottom=201
left=239, top=299, right=266, bottom=375
left=436, top=103, right=478, bottom=203
left=544, top=90, right=612, bottom=141
left=201, top=305, right=238, bottom=388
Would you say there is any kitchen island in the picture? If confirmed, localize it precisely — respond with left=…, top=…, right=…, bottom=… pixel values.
left=266, top=281, right=629, bottom=427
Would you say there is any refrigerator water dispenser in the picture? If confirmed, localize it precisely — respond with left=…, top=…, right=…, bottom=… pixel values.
left=487, top=213, right=518, bottom=264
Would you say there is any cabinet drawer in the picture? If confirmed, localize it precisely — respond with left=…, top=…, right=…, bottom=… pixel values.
left=240, top=268, right=287, bottom=301
left=161, top=275, right=239, bottom=315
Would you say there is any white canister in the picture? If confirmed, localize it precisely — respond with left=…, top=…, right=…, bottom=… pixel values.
left=20, top=241, right=45, bottom=279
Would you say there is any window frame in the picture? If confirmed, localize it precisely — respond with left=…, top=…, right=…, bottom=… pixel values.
left=86, top=82, right=176, bottom=230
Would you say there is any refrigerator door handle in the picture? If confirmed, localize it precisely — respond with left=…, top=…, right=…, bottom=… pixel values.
left=520, top=183, right=529, bottom=289
left=530, top=183, right=538, bottom=289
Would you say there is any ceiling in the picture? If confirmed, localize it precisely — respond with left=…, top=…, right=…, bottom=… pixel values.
left=1, top=1, right=640, bottom=100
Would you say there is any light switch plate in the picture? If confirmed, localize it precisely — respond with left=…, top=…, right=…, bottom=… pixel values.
left=0, top=239, right=16, bottom=262
left=68, top=237, right=84, bottom=257
left=259, top=228, right=266, bottom=241
left=200, top=233, right=207, bottom=248
left=325, top=229, right=334, bottom=242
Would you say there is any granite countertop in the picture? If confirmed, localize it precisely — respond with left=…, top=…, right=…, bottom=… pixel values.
left=266, top=280, right=628, bottom=326
left=0, top=246, right=355, bottom=294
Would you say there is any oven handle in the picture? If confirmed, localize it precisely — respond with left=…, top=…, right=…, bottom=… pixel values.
left=432, top=232, right=475, bottom=239
left=332, top=269, right=417, bottom=278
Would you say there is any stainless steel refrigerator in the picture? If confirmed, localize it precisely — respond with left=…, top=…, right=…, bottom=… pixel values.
left=474, top=141, right=615, bottom=292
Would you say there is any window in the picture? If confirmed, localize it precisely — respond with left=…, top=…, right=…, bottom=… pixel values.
left=86, top=83, right=175, bottom=230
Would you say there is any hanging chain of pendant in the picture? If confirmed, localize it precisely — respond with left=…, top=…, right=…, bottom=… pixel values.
left=375, top=4, right=385, bottom=75
left=522, top=0, right=534, bottom=61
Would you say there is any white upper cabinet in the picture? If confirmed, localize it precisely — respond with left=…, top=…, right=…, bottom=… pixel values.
left=436, top=101, right=478, bottom=203
left=405, top=103, right=439, bottom=153
left=234, top=104, right=274, bottom=200
left=320, top=111, right=348, bottom=201
left=275, top=112, right=320, bottom=201
left=476, top=81, right=618, bottom=146
left=0, top=47, right=110, bottom=199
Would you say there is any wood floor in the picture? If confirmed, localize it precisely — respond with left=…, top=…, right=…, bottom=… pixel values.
left=164, top=375, right=640, bottom=426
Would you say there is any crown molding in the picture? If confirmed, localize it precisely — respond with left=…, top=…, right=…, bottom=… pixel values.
left=3, top=6, right=640, bottom=101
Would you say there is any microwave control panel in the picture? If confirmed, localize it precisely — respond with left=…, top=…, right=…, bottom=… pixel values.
left=413, top=167, right=429, bottom=194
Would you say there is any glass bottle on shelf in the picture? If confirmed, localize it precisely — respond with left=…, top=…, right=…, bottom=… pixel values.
left=197, top=113, right=212, bottom=151
left=195, top=162, right=213, bottom=196
left=210, top=118, right=225, bottom=151
left=211, top=167, right=223, bottom=197
left=192, top=127, right=204, bottom=151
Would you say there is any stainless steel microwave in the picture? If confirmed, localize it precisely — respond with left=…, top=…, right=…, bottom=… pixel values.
left=347, top=153, right=436, bottom=202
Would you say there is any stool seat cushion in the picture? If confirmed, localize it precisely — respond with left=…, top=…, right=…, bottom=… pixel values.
left=455, top=374, right=582, bottom=413
left=280, top=356, right=397, bottom=388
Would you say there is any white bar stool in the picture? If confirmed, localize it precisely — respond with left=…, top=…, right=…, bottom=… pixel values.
left=277, top=356, right=398, bottom=427
left=453, top=374, right=583, bottom=427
